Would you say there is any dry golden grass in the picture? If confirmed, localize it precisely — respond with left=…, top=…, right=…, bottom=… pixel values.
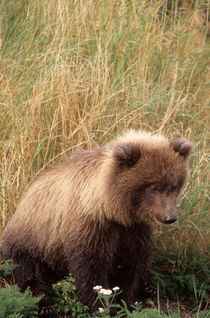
left=0, top=0, right=209, bottom=255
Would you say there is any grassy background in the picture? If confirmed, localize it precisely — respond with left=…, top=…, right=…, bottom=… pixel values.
left=0, top=0, right=209, bottom=258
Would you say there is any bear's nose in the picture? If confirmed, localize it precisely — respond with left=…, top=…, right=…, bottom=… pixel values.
left=164, top=215, right=177, bottom=224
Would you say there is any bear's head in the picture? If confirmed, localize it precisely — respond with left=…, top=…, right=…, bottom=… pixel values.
left=105, top=131, right=193, bottom=226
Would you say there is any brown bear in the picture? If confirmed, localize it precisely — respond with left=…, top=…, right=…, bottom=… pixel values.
left=2, top=130, right=193, bottom=312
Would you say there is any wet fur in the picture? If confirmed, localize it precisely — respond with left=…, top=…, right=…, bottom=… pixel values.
left=2, top=130, right=192, bottom=311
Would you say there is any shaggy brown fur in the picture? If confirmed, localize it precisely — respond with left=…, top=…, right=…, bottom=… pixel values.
left=2, top=130, right=193, bottom=312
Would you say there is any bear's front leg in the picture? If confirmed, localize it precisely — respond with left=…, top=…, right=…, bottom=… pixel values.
left=73, top=259, right=111, bottom=311
left=64, top=225, right=116, bottom=312
left=112, top=263, right=144, bottom=307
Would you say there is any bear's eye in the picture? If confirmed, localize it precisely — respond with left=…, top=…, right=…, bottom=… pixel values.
left=173, top=184, right=181, bottom=194
left=174, top=183, right=181, bottom=191
left=150, top=184, right=158, bottom=191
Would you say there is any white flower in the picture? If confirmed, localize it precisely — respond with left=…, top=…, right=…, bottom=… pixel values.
left=98, top=307, right=104, bottom=313
left=112, top=286, right=120, bottom=291
left=99, top=288, right=112, bottom=295
left=93, top=285, right=102, bottom=291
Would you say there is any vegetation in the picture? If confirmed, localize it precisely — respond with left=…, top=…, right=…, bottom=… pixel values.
left=0, top=0, right=209, bottom=317
left=52, top=275, right=90, bottom=317
left=0, top=251, right=209, bottom=317
left=0, top=247, right=17, bottom=278
left=0, top=285, right=41, bottom=318
left=150, top=246, right=209, bottom=307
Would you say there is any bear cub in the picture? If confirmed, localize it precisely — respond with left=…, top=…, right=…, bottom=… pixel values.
left=2, top=130, right=193, bottom=312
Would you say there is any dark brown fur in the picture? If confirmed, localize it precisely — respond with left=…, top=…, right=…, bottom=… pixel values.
left=2, top=131, right=193, bottom=312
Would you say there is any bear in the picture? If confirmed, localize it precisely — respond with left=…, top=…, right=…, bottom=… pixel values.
left=2, top=130, right=193, bottom=313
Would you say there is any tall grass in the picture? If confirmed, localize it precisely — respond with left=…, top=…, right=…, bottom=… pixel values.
left=0, top=0, right=209, bottom=259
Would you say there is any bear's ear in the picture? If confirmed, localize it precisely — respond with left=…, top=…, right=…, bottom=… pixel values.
left=113, top=144, right=141, bottom=168
left=170, top=138, right=193, bottom=159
